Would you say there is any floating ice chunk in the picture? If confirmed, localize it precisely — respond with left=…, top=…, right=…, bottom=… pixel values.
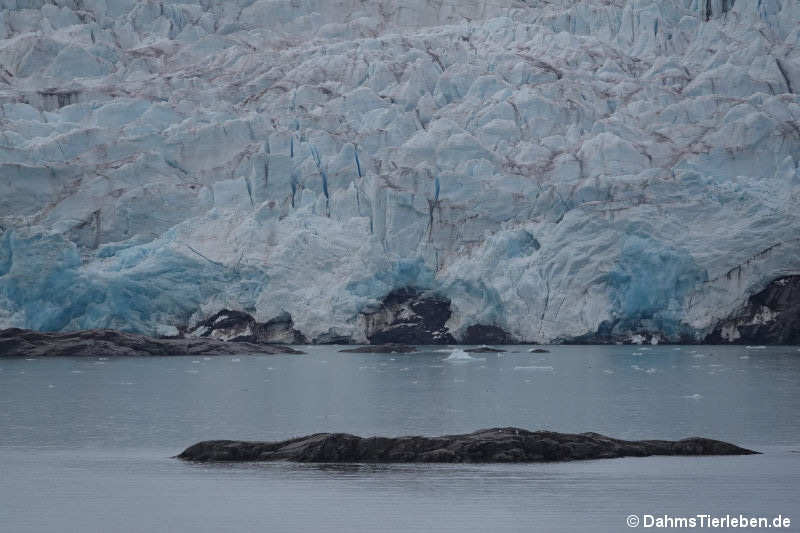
left=683, top=393, right=703, bottom=400
left=444, top=349, right=485, bottom=362
left=231, top=358, right=241, bottom=363
left=603, top=369, right=614, bottom=374
left=632, top=351, right=643, bottom=356
left=745, top=346, right=766, bottom=350
left=630, top=334, right=646, bottom=345
left=645, top=368, right=657, bottom=374
left=739, top=355, right=750, bottom=359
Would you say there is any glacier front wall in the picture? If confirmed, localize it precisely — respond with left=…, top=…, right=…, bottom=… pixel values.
left=0, top=0, right=799, bottom=342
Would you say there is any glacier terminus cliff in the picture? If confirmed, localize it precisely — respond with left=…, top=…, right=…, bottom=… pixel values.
left=0, top=0, right=798, bottom=344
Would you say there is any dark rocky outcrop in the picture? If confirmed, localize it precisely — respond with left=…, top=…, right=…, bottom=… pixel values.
left=464, top=346, right=506, bottom=353
left=559, top=318, right=684, bottom=345
left=460, top=324, right=517, bottom=344
left=36, top=88, right=81, bottom=110
left=312, top=329, right=354, bottom=345
left=529, top=348, right=550, bottom=353
left=705, top=276, right=800, bottom=345
left=361, top=287, right=455, bottom=344
left=190, top=309, right=307, bottom=344
left=339, top=344, right=417, bottom=353
left=177, top=427, right=757, bottom=463
left=0, top=328, right=303, bottom=357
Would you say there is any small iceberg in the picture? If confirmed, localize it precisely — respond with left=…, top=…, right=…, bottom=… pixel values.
left=745, top=346, right=766, bottom=350
left=683, top=393, right=703, bottom=400
left=444, top=349, right=485, bottom=363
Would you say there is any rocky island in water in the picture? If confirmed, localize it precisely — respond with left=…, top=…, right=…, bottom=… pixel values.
left=178, top=427, right=757, bottom=464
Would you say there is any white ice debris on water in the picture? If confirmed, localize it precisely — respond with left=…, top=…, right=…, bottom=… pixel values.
left=444, top=349, right=485, bottom=362
left=0, top=0, right=798, bottom=341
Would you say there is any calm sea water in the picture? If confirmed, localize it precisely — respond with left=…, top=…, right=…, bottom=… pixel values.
left=1, top=345, right=798, bottom=532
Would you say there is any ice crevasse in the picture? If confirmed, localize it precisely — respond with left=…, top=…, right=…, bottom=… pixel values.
left=0, top=0, right=798, bottom=343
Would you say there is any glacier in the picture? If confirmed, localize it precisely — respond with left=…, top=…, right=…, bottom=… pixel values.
left=0, top=0, right=799, bottom=343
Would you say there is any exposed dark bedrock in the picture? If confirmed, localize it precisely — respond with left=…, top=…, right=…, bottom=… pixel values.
left=0, top=328, right=303, bottom=357
left=178, top=427, right=757, bottom=463
left=461, top=324, right=517, bottom=344
left=312, top=329, right=354, bottom=345
left=361, top=287, right=456, bottom=344
left=705, top=276, right=800, bottom=345
left=191, top=309, right=307, bottom=344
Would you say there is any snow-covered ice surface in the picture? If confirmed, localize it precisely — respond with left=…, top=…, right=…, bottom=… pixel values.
left=0, top=0, right=799, bottom=342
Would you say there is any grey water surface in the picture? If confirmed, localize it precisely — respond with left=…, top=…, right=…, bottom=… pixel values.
left=1, top=345, right=798, bottom=532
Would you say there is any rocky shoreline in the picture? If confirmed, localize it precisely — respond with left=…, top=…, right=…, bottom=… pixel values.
left=0, top=328, right=303, bottom=357
left=177, top=427, right=757, bottom=463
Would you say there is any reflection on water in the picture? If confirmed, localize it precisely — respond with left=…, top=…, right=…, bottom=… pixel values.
left=1, top=345, right=799, bottom=532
